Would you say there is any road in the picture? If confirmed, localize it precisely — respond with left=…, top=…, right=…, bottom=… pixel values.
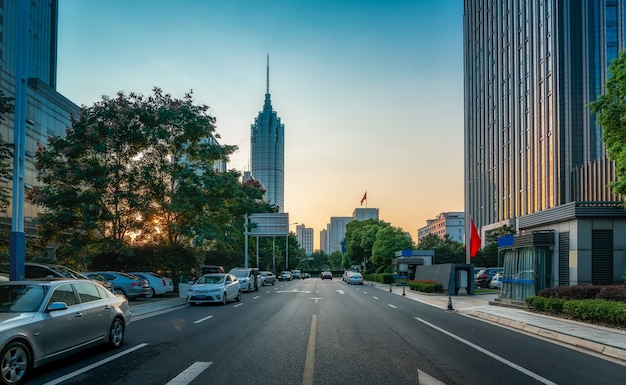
left=28, top=278, right=625, bottom=385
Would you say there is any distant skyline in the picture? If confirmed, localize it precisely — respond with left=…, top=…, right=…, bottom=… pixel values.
left=56, top=0, right=465, bottom=246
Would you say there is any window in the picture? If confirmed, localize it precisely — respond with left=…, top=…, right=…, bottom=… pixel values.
left=75, top=282, right=104, bottom=303
left=49, top=284, right=78, bottom=306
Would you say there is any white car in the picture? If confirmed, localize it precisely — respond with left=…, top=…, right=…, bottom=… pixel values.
left=187, top=273, right=241, bottom=305
left=489, top=272, right=503, bottom=289
left=259, top=271, right=276, bottom=286
left=344, top=271, right=364, bottom=285
left=129, top=272, right=174, bottom=298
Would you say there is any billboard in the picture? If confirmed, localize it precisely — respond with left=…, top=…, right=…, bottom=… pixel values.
left=248, top=213, right=289, bottom=236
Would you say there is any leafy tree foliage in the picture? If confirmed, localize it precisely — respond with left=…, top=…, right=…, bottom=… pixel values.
left=472, top=225, right=514, bottom=267
left=589, top=49, right=626, bottom=200
left=31, top=88, right=270, bottom=264
left=371, top=225, right=413, bottom=266
left=416, top=233, right=465, bottom=264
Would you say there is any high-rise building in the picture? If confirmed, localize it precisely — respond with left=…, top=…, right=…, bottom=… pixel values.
left=250, top=56, right=284, bottom=212
left=352, top=208, right=379, bottom=222
left=326, top=217, right=353, bottom=253
left=295, top=224, right=314, bottom=255
left=0, top=0, right=78, bottom=234
left=417, top=212, right=464, bottom=245
left=464, top=1, right=626, bottom=295
left=319, top=229, right=327, bottom=253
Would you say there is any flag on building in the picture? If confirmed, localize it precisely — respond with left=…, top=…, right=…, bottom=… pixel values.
left=360, top=191, right=367, bottom=206
left=470, top=219, right=481, bottom=257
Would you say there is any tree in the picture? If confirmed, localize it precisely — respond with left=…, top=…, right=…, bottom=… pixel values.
left=31, top=88, right=270, bottom=263
left=371, top=225, right=413, bottom=267
left=344, top=219, right=380, bottom=268
left=472, top=225, right=514, bottom=267
left=589, top=49, right=626, bottom=200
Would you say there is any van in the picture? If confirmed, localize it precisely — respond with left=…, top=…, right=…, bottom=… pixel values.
left=228, top=267, right=259, bottom=292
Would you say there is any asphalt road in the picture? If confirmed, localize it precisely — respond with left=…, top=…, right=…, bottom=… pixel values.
left=28, top=278, right=625, bottom=385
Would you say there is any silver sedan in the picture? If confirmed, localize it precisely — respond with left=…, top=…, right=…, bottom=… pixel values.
left=0, top=279, right=131, bottom=385
left=187, top=273, right=242, bottom=305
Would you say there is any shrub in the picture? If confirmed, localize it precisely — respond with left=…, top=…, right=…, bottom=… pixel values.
left=409, top=279, right=443, bottom=293
left=526, top=296, right=565, bottom=313
left=563, top=299, right=626, bottom=328
left=597, top=285, right=626, bottom=302
left=538, top=285, right=602, bottom=300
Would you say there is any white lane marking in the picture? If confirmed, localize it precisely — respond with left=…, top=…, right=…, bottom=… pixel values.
left=233, top=303, right=243, bottom=308
left=166, top=362, right=212, bottom=385
left=194, top=315, right=214, bottom=324
left=363, top=291, right=368, bottom=294
left=336, top=290, right=345, bottom=294
left=372, top=296, right=379, bottom=300
left=276, top=289, right=311, bottom=293
left=253, top=295, right=261, bottom=299
left=44, top=343, right=149, bottom=385
left=302, top=315, right=317, bottom=385
left=388, top=304, right=397, bottom=309
left=415, top=317, right=557, bottom=385
left=418, top=369, right=446, bottom=385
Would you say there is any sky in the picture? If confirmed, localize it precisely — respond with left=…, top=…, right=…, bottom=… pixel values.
left=56, top=0, right=465, bottom=248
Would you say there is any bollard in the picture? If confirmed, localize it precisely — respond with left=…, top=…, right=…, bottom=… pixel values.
left=389, top=282, right=392, bottom=292
left=447, top=295, right=454, bottom=310
left=402, top=286, right=406, bottom=296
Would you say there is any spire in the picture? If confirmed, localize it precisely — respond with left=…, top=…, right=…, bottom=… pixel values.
left=266, top=54, right=270, bottom=95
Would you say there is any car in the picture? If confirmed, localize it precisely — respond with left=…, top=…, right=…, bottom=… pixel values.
left=186, top=273, right=241, bottom=305
left=128, top=272, right=174, bottom=298
left=320, top=271, right=333, bottom=280
left=228, top=267, right=259, bottom=292
left=344, top=271, right=363, bottom=285
left=200, top=265, right=224, bottom=275
left=475, top=267, right=503, bottom=288
left=83, top=271, right=152, bottom=300
left=259, top=271, right=276, bottom=286
left=489, top=272, right=503, bottom=289
left=291, top=270, right=301, bottom=279
left=302, top=272, right=311, bottom=279
left=21, top=262, right=113, bottom=292
left=0, top=279, right=130, bottom=385
left=278, top=271, right=292, bottom=281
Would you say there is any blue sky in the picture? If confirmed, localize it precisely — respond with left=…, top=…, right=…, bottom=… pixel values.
left=56, top=0, right=465, bottom=245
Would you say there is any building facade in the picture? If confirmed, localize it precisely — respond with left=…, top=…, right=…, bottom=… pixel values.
left=464, top=0, right=626, bottom=298
left=319, top=229, right=327, bottom=253
left=295, top=224, right=314, bottom=255
left=0, top=0, right=79, bottom=235
left=417, top=212, right=465, bottom=245
left=326, top=217, right=353, bottom=253
left=352, top=208, right=379, bottom=222
left=250, top=56, right=284, bottom=212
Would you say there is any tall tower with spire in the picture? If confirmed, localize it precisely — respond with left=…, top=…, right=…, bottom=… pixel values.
left=250, top=56, right=285, bottom=211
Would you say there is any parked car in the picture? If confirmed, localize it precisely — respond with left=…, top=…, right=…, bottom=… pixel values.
left=83, top=271, right=151, bottom=300
left=0, top=279, right=130, bottom=385
left=489, top=272, right=503, bottom=289
left=320, top=271, right=333, bottom=280
left=21, top=262, right=113, bottom=292
left=291, top=270, right=301, bottom=279
left=344, top=271, right=364, bottom=285
left=259, top=271, right=276, bottom=286
left=302, top=272, right=311, bottom=279
left=228, top=267, right=259, bottom=292
left=128, top=272, right=174, bottom=298
left=187, top=273, right=241, bottom=305
left=475, top=267, right=503, bottom=288
left=279, top=271, right=292, bottom=281
left=200, top=265, right=224, bottom=275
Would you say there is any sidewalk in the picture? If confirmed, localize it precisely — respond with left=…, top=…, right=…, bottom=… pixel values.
left=370, top=281, right=626, bottom=363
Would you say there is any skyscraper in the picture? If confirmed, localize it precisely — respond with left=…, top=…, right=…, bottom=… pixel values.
left=464, top=1, right=626, bottom=293
left=0, top=0, right=78, bottom=234
left=250, top=56, right=284, bottom=211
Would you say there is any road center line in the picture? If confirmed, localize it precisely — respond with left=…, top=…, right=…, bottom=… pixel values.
left=415, top=317, right=557, bottom=385
left=166, top=362, right=212, bottom=385
left=302, top=314, right=317, bottom=385
left=388, top=304, right=397, bottom=309
left=194, top=315, right=214, bottom=324
left=44, top=343, right=149, bottom=385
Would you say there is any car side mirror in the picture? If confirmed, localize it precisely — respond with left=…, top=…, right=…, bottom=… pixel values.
left=48, top=302, right=69, bottom=312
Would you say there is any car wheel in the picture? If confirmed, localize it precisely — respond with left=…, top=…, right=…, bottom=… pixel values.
left=145, top=288, right=155, bottom=299
left=189, top=301, right=196, bottom=306
left=222, top=292, right=228, bottom=305
left=272, top=280, right=275, bottom=286
left=0, top=341, right=30, bottom=385
left=113, top=288, right=126, bottom=297
left=108, top=318, right=125, bottom=349
left=235, top=290, right=241, bottom=302
left=248, top=283, right=252, bottom=292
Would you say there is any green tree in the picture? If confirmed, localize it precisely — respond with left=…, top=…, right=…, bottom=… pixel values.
left=328, top=250, right=343, bottom=270
left=371, top=225, right=413, bottom=267
left=416, top=233, right=464, bottom=264
left=344, top=219, right=380, bottom=268
left=472, top=225, right=514, bottom=267
left=590, top=49, right=626, bottom=200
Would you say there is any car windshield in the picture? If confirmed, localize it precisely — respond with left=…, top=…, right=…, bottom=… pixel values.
left=52, top=265, right=86, bottom=279
left=0, top=284, right=47, bottom=312
left=198, top=275, right=224, bottom=284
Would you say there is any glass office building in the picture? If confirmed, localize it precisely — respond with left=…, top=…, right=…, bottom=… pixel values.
left=464, top=0, right=626, bottom=297
left=0, top=0, right=79, bottom=235
left=250, top=57, right=284, bottom=212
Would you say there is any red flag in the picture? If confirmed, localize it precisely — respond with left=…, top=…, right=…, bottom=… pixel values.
left=470, top=219, right=481, bottom=257
left=360, top=191, right=367, bottom=205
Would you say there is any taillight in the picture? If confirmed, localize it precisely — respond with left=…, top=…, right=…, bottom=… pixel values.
left=162, top=279, right=166, bottom=286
